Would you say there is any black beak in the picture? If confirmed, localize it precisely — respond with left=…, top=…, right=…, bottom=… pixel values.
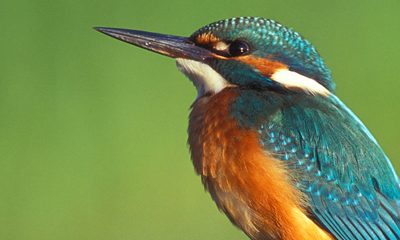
left=94, top=27, right=213, bottom=61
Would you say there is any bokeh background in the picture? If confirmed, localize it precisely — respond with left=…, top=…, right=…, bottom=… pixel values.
left=1, top=0, right=399, bottom=239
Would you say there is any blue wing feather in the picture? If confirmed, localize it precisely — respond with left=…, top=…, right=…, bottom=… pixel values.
left=232, top=90, right=400, bottom=240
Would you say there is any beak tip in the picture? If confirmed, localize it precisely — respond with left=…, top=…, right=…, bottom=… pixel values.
left=94, top=27, right=121, bottom=40
left=94, top=27, right=107, bottom=33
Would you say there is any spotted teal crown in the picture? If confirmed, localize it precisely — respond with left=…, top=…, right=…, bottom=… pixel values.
left=191, top=17, right=335, bottom=92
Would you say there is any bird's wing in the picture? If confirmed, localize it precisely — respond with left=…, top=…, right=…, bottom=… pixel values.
left=259, top=94, right=400, bottom=240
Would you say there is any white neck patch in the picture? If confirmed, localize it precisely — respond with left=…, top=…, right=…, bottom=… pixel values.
left=271, top=69, right=330, bottom=96
left=176, top=58, right=330, bottom=96
left=176, top=58, right=231, bottom=96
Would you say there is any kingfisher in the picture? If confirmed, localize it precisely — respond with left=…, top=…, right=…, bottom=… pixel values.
left=95, top=17, right=400, bottom=240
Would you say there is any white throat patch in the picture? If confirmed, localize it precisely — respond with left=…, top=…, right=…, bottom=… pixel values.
left=176, top=58, right=230, bottom=96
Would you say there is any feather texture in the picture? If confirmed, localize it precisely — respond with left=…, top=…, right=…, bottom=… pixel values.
left=189, top=88, right=332, bottom=240
left=230, top=88, right=400, bottom=239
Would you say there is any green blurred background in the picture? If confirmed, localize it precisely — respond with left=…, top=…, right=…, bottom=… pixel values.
left=1, top=0, right=399, bottom=239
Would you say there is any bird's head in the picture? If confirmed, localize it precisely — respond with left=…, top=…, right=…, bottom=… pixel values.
left=96, top=17, right=334, bottom=97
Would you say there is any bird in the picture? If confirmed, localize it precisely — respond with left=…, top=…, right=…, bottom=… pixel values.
left=95, top=17, right=400, bottom=240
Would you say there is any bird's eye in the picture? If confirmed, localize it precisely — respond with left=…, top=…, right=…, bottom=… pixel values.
left=206, top=39, right=251, bottom=58
left=228, top=40, right=250, bottom=57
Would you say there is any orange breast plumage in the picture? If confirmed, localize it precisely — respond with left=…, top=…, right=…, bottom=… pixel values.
left=188, top=87, right=332, bottom=240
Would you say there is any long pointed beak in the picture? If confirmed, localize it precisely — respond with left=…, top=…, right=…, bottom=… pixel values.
left=94, top=27, right=213, bottom=61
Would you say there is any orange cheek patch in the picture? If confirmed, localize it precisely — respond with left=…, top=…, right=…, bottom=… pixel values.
left=194, top=33, right=228, bottom=60
left=195, top=32, right=220, bottom=45
left=236, top=55, right=288, bottom=77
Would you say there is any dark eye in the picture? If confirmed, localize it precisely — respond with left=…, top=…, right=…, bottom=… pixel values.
left=228, top=40, right=250, bottom=57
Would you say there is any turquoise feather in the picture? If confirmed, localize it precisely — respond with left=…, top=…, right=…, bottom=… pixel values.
left=230, top=89, right=400, bottom=239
